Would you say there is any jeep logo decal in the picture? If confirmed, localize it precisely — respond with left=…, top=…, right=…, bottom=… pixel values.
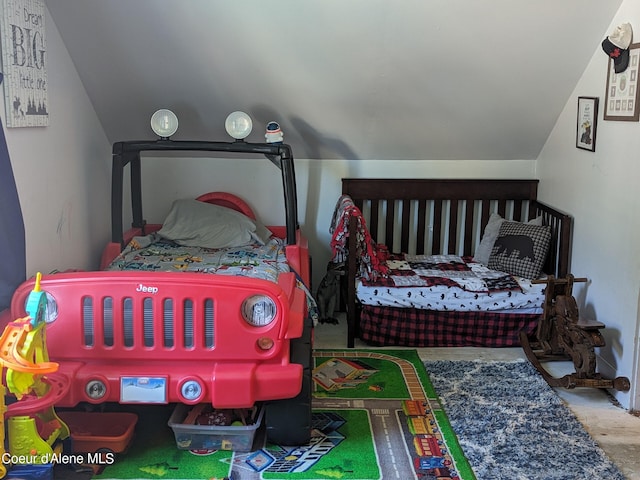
left=136, top=283, right=159, bottom=294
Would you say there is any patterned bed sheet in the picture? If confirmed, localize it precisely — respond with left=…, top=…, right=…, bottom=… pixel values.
left=106, top=233, right=320, bottom=325
left=105, top=233, right=290, bottom=282
left=357, top=254, right=545, bottom=313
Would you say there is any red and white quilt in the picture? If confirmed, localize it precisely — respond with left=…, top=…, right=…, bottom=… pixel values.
left=357, top=254, right=545, bottom=312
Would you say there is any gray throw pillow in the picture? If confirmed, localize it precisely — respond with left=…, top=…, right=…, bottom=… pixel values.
left=487, top=221, right=551, bottom=279
left=158, top=199, right=272, bottom=248
left=473, top=213, right=542, bottom=265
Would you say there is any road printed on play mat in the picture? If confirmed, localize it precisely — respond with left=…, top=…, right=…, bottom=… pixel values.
left=312, top=350, right=457, bottom=479
left=219, top=349, right=470, bottom=479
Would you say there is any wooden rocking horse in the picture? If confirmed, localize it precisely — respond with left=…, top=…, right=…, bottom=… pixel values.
left=520, top=274, right=630, bottom=391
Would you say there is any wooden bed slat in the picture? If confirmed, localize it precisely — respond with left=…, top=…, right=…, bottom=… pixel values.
left=416, top=199, right=427, bottom=255
left=513, top=199, right=524, bottom=222
left=369, top=200, right=379, bottom=241
left=385, top=201, right=394, bottom=248
left=463, top=201, right=475, bottom=255
left=447, top=199, right=458, bottom=254
left=432, top=199, right=443, bottom=254
left=481, top=200, right=491, bottom=238
left=400, top=200, right=410, bottom=253
left=497, top=200, right=507, bottom=218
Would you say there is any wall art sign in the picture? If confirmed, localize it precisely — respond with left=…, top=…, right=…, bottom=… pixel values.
left=0, top=0, right=48, bottom=127
left=576, top=96, right=598, bottom=152
left=604, top=42, right=640, bottom=122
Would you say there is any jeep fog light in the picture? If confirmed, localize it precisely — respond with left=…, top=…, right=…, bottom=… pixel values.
left=242, top=295, right=276, bottom=327
left=86, top=379, right=107, bottom=400
left=181, top=380, right=203, bottom=402
left=150, top=109, right=178, bottom=139
left=225, top=111, right=252, bottom=140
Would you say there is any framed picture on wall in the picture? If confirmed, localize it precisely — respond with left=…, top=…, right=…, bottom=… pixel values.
left=576, top=96, right=598, bottom=152
left=0, top=0, right=49, bottom=127
left=604, top=42, right=640, bottom=121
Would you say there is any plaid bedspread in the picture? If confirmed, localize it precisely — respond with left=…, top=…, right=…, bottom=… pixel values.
left=359, top=305, right=539, bottom=347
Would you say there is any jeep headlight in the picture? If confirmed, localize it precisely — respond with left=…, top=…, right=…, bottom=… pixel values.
left=24, top=291, right=58, bottom=323
left=242, top=295, right=276, bottom=327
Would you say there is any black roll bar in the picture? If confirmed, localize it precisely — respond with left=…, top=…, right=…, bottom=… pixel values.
left=111, top=140, right=299, bottom=247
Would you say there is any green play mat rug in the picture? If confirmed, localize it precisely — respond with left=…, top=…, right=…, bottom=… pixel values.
left=94, top=349, right=474, bottom=479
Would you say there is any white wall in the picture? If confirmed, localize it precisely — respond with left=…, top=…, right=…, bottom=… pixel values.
left=537, top=0, right=640, bottom=410
left=45, top=1, right=623, bottom=163
left=1, top=7, right=111, bottom=277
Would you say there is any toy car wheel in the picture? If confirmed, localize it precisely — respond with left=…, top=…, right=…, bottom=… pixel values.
left=94, top=447, right=115, bottom=462
left=264, top=314, right=312, bottom=446
left=89, top=448, right=115, bottom=475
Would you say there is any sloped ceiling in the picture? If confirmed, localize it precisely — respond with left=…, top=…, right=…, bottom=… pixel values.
left=47, top=0, right=622, bottom=160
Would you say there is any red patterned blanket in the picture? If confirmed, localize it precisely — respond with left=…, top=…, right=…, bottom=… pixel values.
left=361, top=254, right=522, bottom=293
left=329, top=194, right=388, bottom=281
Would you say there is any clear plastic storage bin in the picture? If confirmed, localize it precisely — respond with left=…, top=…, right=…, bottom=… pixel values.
left=168, top=403, right=263, bottom=452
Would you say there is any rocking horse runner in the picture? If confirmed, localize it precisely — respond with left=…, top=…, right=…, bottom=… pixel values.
left=520, top=274, right=630, bottom=391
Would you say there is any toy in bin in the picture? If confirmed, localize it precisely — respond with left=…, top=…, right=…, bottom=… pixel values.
left=168, top=404, right=263, bottom=452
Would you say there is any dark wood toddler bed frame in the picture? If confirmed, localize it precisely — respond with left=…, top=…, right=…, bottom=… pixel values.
left=342, top=178, right=572, bottom=348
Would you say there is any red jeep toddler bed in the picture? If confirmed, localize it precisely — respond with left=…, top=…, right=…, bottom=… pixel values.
left=10, top=137, right=313, bottom=446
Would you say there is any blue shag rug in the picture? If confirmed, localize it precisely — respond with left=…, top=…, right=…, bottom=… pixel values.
left=424, top=360, right=625, bottom=480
